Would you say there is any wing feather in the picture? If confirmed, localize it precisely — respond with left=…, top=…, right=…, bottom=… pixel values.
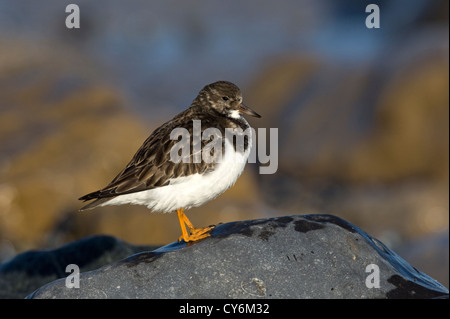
left=79, top=109, right=219, bottom=203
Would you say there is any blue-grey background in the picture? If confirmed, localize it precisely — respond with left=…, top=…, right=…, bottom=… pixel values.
left=0, top=0, right=448, bottom=287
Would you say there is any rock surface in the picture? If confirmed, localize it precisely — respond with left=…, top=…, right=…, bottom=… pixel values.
left=26, top=215, right=448, bottom=299
left=0, top=235, right=156, bottom=299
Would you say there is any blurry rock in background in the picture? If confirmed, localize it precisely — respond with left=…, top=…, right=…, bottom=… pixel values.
left=248, top=31, right=449, bottom=240
left=0, top=0, right=448, bottom=287
left=0, top=39, right=147, bottom=250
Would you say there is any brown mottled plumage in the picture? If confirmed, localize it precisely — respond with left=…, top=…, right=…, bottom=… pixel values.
left=79, top=81, right=260, bottom=242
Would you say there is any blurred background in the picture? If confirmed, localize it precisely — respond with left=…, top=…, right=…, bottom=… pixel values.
left=0, top=0, right=448, bottom=287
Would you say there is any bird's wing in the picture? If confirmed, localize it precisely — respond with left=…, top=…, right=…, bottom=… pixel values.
left=79, top=111, right=222, bottom=202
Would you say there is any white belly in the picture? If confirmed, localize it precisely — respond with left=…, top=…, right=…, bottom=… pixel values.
left=102, top=134, right=251, bottom=213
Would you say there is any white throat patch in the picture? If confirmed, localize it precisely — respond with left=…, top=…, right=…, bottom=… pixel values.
left=229, top=110, right=241, bottom=119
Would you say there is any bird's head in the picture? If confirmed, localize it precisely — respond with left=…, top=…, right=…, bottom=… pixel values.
left=198, top=81, right=261, bottom=119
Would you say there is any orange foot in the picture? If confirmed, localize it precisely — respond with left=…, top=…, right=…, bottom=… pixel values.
left=177, top=208, right=215, bottom=242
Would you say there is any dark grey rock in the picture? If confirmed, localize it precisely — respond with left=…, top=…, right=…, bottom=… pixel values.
left=0, top=235, right=156, bottom=299
left=26, top=215, right=448, bottom=299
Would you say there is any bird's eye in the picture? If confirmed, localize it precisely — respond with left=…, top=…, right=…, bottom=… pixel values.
left=222, top=96, right=229, bottom=101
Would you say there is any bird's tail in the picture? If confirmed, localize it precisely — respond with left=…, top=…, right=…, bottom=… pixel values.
left=79, top=192, right=111, bottom=211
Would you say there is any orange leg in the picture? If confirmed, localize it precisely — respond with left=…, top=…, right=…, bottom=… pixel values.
left=177, top=208, right=214, bottom=242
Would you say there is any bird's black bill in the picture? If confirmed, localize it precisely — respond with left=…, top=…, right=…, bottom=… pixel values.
left=238, top=103, right=261, bottom=118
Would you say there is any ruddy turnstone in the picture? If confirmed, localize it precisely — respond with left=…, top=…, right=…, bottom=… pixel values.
left=79, top=81, right=261, bottom=242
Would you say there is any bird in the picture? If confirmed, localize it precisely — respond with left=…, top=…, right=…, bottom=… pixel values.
left=79, top=81, right=261, bottom=242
